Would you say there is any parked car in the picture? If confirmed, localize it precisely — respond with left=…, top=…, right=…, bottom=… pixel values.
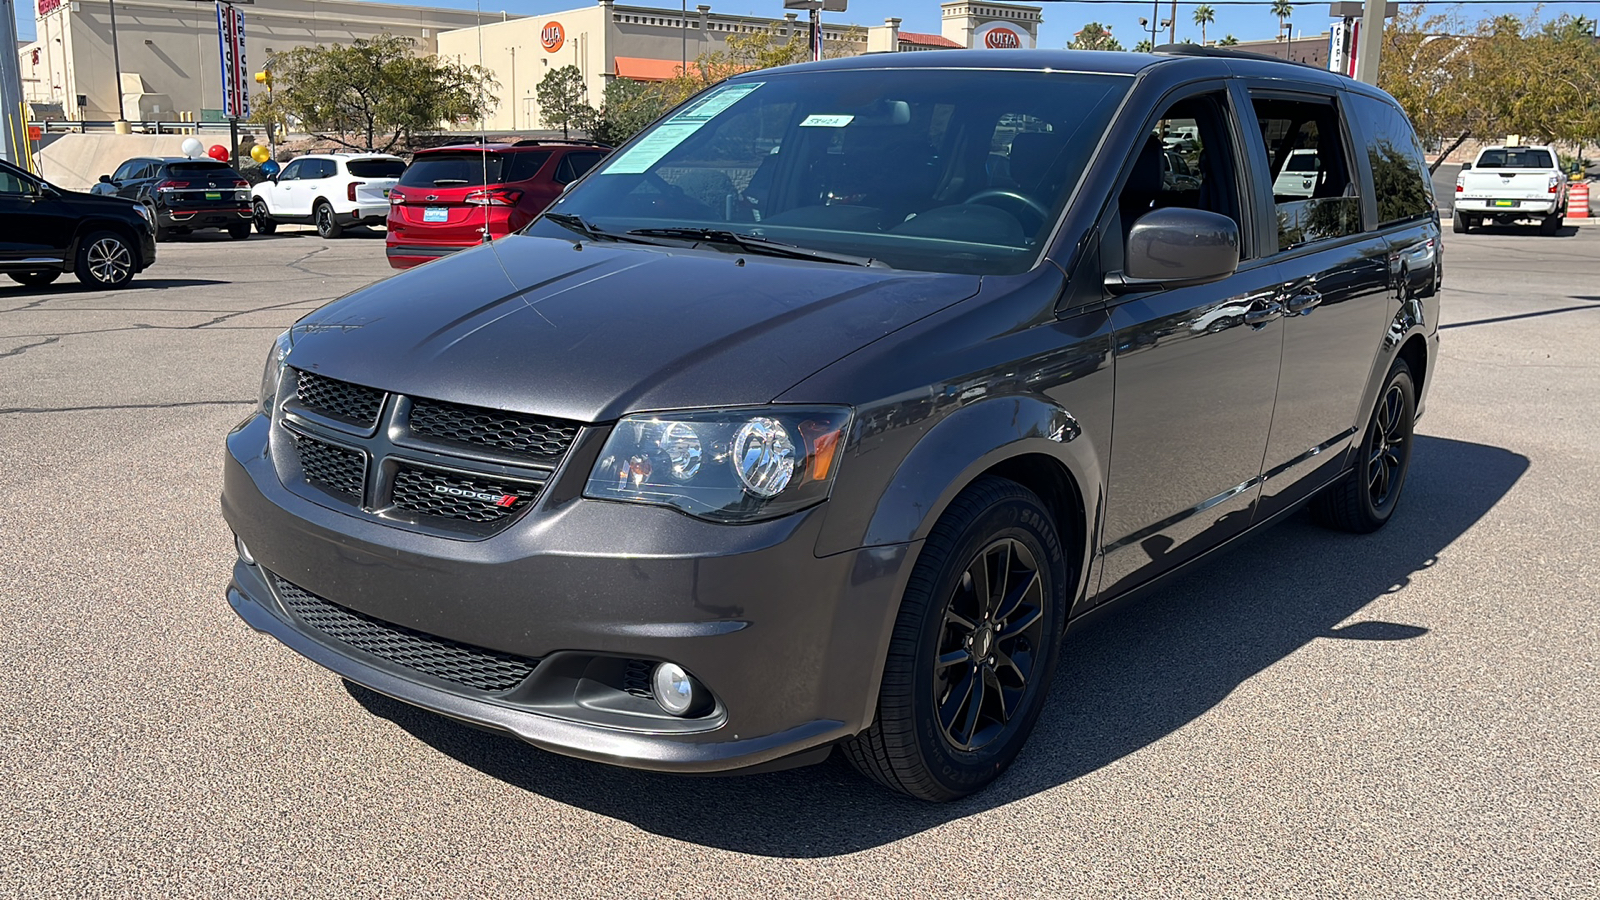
left=1272, top=147, right=1322, bottom=198
left=1453, top=144, right=1568, bottom=235
left=0, top=157, right=155, bottom=288
left=251, top=153, right=404, bottom=239
left=223, top=47, right=1441, bottom=801
left=384, top=140, right=610, bottom=269
left=92, top=157, right=252, bottom=240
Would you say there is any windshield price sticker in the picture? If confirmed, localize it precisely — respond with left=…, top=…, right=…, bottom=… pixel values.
left=799, top=114, right=854, bottom=128
left=605, top=83, right=765, bottom=174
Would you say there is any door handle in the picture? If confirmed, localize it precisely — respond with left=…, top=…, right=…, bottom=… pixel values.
left=1244, top=301, right=1283, bottom=325
left=1285, top=289, right=1323, bottom=314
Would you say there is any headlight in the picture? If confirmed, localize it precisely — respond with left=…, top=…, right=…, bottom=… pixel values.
left=584, top=407, right=851, bottom=523
left=259, top=329, right=293, bottom=417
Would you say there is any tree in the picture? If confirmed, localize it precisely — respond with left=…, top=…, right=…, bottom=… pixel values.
left=251, top=35, right=496, bottom=151
left=1134, top=39, right=1155, bottom=53
left=650, top=25, right=861, bottom=107
left=1270, top=0, right=1293, bottom=42
left=537, top=65, right=589, bottom=139
left=574, top=78, right=669, bottom=146
left=1218, top=34, right=1239, bottom=46
left=1193, top=4, right=1215, bottom=45
left=1070, top=22, right=1125, bottom=51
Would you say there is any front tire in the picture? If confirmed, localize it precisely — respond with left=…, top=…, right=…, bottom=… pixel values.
left=1313, top=359, right=1416, bottom=534
left=842, top=476, right=1068, bottom=801
left=8, top=270, right=60, bottom=287
left=253, top=199, right=277, bottom=235
left=74, top=231, right=137, bottom=289
left=314, top=201, right=343, bottom=239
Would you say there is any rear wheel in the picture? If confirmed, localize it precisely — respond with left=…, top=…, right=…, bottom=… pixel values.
left=228, top=222, right=252, bottom=240
left=8, top=270, right=60, bottom=287
left=1540, top=211, right=1563, bottom=236
left=144, top=201, right=168, bottom=241
left=1313, top=359, right=1415, bottom=534
left=314, top=201, right=343, bottom=239
left=253, top=199, right=277, bottom=235
left=841, top=476, right=1068, bottom=801
left=1451, top=213, right=1468, bottom=234
left=74, top=230, right=137, bottom=289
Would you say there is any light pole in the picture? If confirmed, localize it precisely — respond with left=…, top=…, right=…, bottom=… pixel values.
left=1138, top=13, right=1171, bottom=49
left=109, top=0, right=129, bottom=127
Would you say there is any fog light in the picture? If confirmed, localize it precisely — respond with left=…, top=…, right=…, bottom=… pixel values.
left=651, top=662, right=698, bottom=716
left=235, top=534, right=255, bottom=566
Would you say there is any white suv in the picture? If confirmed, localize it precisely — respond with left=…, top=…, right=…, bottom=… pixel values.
left=251, top=153, right=404, bottom=238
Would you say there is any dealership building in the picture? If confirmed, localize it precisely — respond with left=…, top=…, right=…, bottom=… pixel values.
left=18, top=0, right=1042, bottom=129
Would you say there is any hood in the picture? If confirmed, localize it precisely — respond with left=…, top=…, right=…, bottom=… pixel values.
left=285, top=234, right=981, bottom=423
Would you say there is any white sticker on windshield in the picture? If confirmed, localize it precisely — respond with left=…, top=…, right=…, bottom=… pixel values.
left=799, top=114, right=854, bottom=128
left=604, top=82, right=765, bottom=174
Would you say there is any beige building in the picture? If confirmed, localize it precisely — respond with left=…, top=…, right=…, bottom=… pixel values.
left=440, top=0, right=1036, bottom=133
left=21, top=0, right=515, bottom=122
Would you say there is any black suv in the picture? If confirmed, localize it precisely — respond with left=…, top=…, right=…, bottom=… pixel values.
left=223, top=48, right=1442, bottom=800
left=92, top=157, right=253, bottom=240
left=0, top=158, right=156, bottom=289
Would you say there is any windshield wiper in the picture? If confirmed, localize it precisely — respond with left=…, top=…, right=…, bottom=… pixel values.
left=545, top=212, right=668, bottom=246
left=626, top=227, right=881, bottom=267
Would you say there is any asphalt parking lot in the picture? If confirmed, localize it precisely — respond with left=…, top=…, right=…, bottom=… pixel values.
left=2, top=223, right=1596, bottom=897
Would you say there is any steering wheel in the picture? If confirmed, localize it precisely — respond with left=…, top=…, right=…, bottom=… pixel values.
left=965, top=189, right=1051, bottom=230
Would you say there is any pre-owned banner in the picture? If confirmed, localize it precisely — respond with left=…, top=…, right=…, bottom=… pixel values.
left=217, top=2, right=249, bottom=119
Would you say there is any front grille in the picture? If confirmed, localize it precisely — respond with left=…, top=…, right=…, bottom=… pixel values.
left=408, top=398, right=579, bottom=464
left=295, top=433, right=365, bottom=497
left=272, top=575, right=538, bottom=692
left=296, top=370, right=385, bottom=428
left=390, top=466, right=541, bottom=523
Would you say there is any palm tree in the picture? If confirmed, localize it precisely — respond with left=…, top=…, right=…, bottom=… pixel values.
left=1134, top=39, right=1154, bottom=53
left=1193, top=4, right=1215, bottom=45
left=1069, top=22, right=1125, bottom=51
left=1218, top=34, right=1239, bottom=46
left=1270, top=0, right=1293, bottom=42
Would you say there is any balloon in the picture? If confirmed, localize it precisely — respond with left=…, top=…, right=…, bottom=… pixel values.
left=260, top=160, right=280, bottom=177
left=207, top=144, right=229, bottom=162
left=181, top=137, right=204, bottom=158
left=250, top=144, right=270, bottom=163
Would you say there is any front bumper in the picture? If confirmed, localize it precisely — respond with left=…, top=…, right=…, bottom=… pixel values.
left=221, top=414, right=913, bottom=773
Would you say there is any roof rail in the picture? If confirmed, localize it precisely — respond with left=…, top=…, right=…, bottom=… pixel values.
left=511, top=138, right=613, bottom=149
left=1153, top=43, right=1320, bottom=69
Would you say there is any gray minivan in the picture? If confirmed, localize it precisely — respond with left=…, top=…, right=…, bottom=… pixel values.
left=223, top=46, right=1441, bottom=800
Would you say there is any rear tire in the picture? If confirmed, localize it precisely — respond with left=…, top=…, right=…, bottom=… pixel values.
left=1451, top=214, right=1467, bottom=234
left=228, top=222, right=252, bottom=240
left=253, top=199, right=277, bottom=235
left=841, top=476, right=1068, bottom=801
left=8, top=270, right=60, bottom=287
left=1540, top=212, right=1563, bottom=236
left=74, top=230, right=137, bottom=289
left=1313, top=359, right=1416, bottom=534
left=314, top=201, right=343, bottom=239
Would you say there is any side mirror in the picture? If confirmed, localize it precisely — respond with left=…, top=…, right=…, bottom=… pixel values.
left=1105, top=207, right=1240, bottom=295
left=99, top=174, right=113, bottom=184
left=1460, top=162, right=1473, bottom=171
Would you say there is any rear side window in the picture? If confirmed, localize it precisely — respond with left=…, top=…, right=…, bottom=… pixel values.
left=400, top=152, right=506, bottom=188
left=554, top=152, right=605, bottom=184
left=1476, top=148, right=1554, bottom=169
left=347, top=158, right=405, bottom=178
left=167, top=162, right=232, bottom=176
left=1347, top=93, right=1434, bottom=226
left=504, top=151, right=553, bottom=183
left=1252, top=95, right=1361, bottom=251
left=301, top=159, right=337, bottom=179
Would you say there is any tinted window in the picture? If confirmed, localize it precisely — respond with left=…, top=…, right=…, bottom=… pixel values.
left=554, top=151, right=605, bottom=184
left=544, top=70, right=1129, bottom=275
left=167, top=162, right=235, bottom=176
left=112, top=160, right=145, bottom=181
left=1252, top=96, right=1361, bottom=251
left=347, top=158, right=405, bottom=178
left=1348, top=93, right=1434, bottom=226
left=0, top=168, right=27, bottom=194
left=399, top=152, right=506, bottom=188
left=278, top=160, right=302, bottom=181
left=1116, top=91, right=1244, bottom=251
left=1476, top=148, right=1554, bottom=169
left=504, top=151, right=552, bottom=183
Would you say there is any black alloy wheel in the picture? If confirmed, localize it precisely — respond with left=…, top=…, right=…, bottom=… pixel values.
left=1314, top=358, right=1415, bottom=533
left=933, top=537, right=1048, bottom=752
left=8, top=270, right=60, bottom=287
left=315, top=202, right=343, bottom=239
left=253, top=199, right=277, bottom=235
left=843, top=476, right=1068, bottom=801
left=74, top=231, right=136, bottom=289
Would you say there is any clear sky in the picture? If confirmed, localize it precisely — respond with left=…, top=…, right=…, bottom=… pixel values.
left=14, top=1, right=1600, bottom=58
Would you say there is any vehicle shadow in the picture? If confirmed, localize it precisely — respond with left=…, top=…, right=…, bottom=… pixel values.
left=0, top=278, right=231, bottom=295
left=235, top=227, right=388, bottom=241
left=345, top=435, right=1527, bottom=858
left=1455, top=223, right=1582, bottom=238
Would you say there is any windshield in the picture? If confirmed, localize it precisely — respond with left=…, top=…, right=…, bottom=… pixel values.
left=1477, top=148, right=1553, bottom=169
left=532, top=69, right=1129, bottom=275
left=400, top=152, right=506, bottom=188
left=348, top=158, right=405, bottom=178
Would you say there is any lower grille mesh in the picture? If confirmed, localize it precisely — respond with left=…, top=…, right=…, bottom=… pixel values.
left=295, top=434, right=365, bottom=498
left=272, top=575, right=538, bottom=692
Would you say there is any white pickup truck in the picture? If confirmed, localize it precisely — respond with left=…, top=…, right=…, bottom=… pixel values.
left=1453, top=145, right=1569, bottom=235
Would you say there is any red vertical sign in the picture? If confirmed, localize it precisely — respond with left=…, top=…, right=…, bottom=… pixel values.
left=216, top=2, right=249, bottom=119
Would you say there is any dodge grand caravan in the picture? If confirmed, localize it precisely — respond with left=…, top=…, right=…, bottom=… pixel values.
left=223, top=47, right=1442, bottom=801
